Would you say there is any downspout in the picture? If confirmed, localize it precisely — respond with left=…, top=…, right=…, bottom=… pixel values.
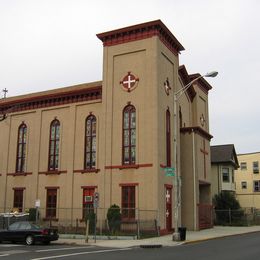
left=192, top=130, right=197, bottom=230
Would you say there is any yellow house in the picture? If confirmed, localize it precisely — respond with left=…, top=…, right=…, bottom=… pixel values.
left=235, top=152, right=260, bottom=208
left=0, top=20, right=215, bottom=232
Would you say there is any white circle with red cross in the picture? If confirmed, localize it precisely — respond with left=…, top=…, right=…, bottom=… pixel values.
left=120, top=72, right=139, bottom=92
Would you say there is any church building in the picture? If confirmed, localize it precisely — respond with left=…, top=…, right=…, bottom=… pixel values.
left=0, top=20, right=214, bottom=232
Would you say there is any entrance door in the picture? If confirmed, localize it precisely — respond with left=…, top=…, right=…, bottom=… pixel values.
left=165, top=187, right=172, bottom=231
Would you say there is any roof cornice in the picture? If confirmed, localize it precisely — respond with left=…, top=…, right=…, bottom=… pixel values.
left=97, top=20, right=185, bottom=55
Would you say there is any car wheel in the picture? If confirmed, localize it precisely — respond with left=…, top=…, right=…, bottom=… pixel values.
left=25, top=235, right=34, bottom=245
left=43, top=241, right=50, bottom=245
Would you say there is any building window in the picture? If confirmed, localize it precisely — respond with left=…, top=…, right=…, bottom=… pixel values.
left=253, top=181, right=260, bottom=192
left=122, top=105, right=136, bottom=165
left=253, top=161, right=259, bottom=174
left=240, top=162, right=247, bottom=170
left=241, top=181, right=247, bottom=189
left=122, top=186, right=135, bottom=220
left=222, top=168, right=230, bottom=182
left=82, top=187, right=95, bottom=220
left=85, top=115, right=96, bottom=169
left=13, top=189, right=24, bottom=212
left=166, top=109, right=171, bottom=167
left=16, top=123, right=27, bottom=173
left=48, top=119, right=60, bottom=171
left=232, top=169, right=234, bottom=183
left=46, top=188, right=57, bottom=219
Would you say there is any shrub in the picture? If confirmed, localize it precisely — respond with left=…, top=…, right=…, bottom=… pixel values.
left=107, top=204, right=121, bottom=235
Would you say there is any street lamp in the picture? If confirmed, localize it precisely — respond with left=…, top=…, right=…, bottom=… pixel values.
left=172, top=71, right=218, bottom=241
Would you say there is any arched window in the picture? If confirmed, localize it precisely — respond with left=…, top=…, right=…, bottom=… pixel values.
left=166, top=109, right=171, bottom=167
left=123, top=105, right=136, bottom=165
left=85, top=115, right=96, bottom=169
left=16, top=123, right=27, bottom=173
left=48, top=119, right=60, bottom=171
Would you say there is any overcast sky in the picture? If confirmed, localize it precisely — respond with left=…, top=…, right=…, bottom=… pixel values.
left=0, top=0, right=259, bottom=154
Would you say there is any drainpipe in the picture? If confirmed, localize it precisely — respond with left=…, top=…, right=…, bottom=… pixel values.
left=192, top=130, right=197, bottom=230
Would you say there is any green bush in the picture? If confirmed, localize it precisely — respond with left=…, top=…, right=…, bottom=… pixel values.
left=107, top=204, right=121, bottom=235
left=213, top=191, right=244, bottom=224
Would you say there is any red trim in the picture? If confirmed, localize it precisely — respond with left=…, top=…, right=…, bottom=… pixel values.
left=74, top=169, right=100, bottom=174
left=45, top=186, right=60, bottom=189
left=105, top=163, right=153, bottom=170
left=0, top=84, right=102, bottom=115
left=97, top=20, right=184, bottom=55
left=39, top=170, right=67, bottom=175
left=180, top=126, right=213, bottom=140
left=7, top=172, right=32, bottom=176
left=12, top=187, right=26, bottom=190
left=160, top=164, right=166, bottom=168
left=119, top=183, right=138, bottom=187
left=81, top=185, right=97, bottom=189
left=164, top=184, right=173, bottom=189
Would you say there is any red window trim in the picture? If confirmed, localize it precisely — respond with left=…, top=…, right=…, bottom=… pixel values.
left=81, top=185, right=98, bottom=189
left=45, top=186, right=60, bottom=189
left=12, top=187, right=26, bottom=190
left=105, top=163, right=153, bottom=170
left=39, top=170, right=67, bottom=175
left=119, top=183, right=138, bottom=187
left=164, top=184, right=173, bottom=189
left=74, top=169, right=100, bottom=174
left=7, top=172, right=32, bottom=176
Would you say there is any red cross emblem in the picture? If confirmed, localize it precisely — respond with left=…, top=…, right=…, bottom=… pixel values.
left=120, top=72, right=139, bottom=92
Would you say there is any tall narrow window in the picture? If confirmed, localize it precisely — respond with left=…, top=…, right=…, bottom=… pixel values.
left=46, top=188, right=57, bottom=219
left=85, top=115, right=96, bottom=169
left=82, top=187, right=95, bottom=219
left=16, top=123, right=27, bottom=173
left=123, top=105, right=136, bottom=165
left=166, top=109, right=171, bottom=167
left=122, top=186, right=135, bottom=220
left=48, top=119, right=60, bottom=171
left=13, top=189, right=24, bottom=212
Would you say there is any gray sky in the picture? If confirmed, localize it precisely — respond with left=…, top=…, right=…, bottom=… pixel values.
left=0, top=0, right=259, bottom=154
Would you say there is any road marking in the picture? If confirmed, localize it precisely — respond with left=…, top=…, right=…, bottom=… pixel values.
left=0, top=254, right=10, bottom=257
left=31, top=248, right=132, bottom=260
left=0, top=244, right=23, bottom=247
left=36, top=246, right=95, bottom=252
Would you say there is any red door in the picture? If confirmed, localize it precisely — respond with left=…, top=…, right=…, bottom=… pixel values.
left=165, top=187, right=172, bottom=231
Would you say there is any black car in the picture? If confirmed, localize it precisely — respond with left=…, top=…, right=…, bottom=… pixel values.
left=0, top=221, right=59, bottom=245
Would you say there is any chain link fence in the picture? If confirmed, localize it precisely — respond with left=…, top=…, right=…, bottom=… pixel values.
left=0, top=207, right=159, bottom=239
left=214, top=208, right=260, bottom=226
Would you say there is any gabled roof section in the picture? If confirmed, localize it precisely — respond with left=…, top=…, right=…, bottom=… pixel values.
left=189, top=73, right=213, bottom=94
left=97, top=20, right=185, bottom=55
left=178, top=65, right=196, bottom=102
left=211, top=144, right=239, bottom=169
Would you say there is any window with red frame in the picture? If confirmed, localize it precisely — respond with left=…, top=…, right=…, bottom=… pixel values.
left=46, top=188, right=57, bottom=219
left=123, top=105, right=136, bottom=165
left=13, top=189, right=24, bottom=212
left=82, top=188, right=95, bottom=219
left=166, top=109, right=171, bottom=167
left=48, top=119, right=60, bottom=171
left=16, top=123, right=27, bottom=173
left=85, top=115, right=96, bottom=169
left=122, top=186, right=135, bottom=220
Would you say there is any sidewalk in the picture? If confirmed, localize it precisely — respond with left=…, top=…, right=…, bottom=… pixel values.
left=56, top=226, right=260, bottom=248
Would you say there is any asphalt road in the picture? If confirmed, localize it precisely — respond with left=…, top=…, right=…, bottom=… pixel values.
left=0, top=232, right=260, bottom=260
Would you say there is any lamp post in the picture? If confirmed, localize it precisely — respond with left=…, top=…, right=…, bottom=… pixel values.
left=172, top=71, right=218, bottom=241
